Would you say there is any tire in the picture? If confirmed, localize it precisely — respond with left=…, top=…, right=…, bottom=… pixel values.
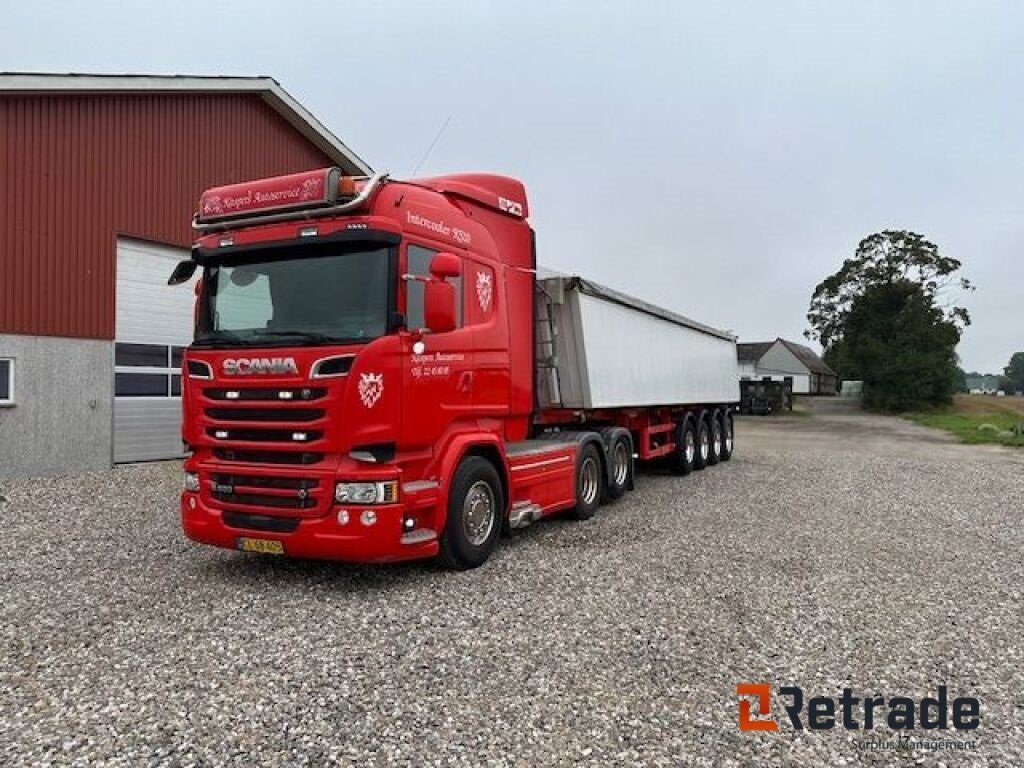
left=719, top=411, right=734, bottom=461
left=604, top=433, right=631, bottom=501
left=568, top=443, right=604, bottom=520
left=707, top=410, right=722, bottom=466
left=694, top=413, right=711, bottom=470
left=670, top=416, right=697, bottom=476
left=438, top=456, right=504, bottom=570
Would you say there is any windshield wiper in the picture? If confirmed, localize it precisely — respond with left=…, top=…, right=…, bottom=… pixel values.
left=257, top=330, right=350, bottom=345
left=192, top=330, right=261, bottom=347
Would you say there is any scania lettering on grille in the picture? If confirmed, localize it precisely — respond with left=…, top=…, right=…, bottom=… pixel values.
left=222, top=357, right=299, bottom=375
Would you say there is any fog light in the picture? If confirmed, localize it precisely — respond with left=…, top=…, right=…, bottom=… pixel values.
left=278, top=391, right=293, bottom=400
left=214, top=430, right=228, bottom=439
left=402, top=515, right=416, bottom=531
left=183, top=471, right=200, bottom=492
left=336, top=509, right=349, bottom=525
left=360, top=510, right=377, bottom=526
left=226, top=391, right=240, bottom=400
left=292, top=432, right=308, bottom=442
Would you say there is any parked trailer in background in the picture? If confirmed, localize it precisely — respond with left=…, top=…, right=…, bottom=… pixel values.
left=172, top=168, right=740, bottom=569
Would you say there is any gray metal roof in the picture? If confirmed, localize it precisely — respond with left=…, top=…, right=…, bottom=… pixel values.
left=0, top=73, right=372, bottom=175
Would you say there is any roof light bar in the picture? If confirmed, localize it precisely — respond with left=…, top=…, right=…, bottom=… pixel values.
left=192, top=170, right=388, bottom=232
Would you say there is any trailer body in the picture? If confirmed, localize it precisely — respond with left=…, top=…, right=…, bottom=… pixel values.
left=536, top=273, right=738, bottom=410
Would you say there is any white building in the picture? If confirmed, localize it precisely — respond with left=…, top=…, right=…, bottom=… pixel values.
left=737, top=338, right=838, bottom=395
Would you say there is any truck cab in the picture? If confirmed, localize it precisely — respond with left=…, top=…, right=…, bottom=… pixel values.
left=175, top=168, right=579, bottom=568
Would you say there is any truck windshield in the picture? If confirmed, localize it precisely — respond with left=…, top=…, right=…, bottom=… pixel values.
left=196, top=247, right=390, bottom=346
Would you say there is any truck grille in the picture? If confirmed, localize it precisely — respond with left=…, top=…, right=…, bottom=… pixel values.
left=213, top=449, right=323, bottom=465
left=207, top=427, right=324, bottom=443
left=198, top=381, right=338, bottom=517
left=206, top=407, right=322, bottom=422
left=210, top=473, right=321, bottom=511
left=204, top=387, right=327, bottom=401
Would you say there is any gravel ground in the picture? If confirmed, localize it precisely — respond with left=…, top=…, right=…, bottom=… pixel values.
left=1, top=399, right=1023, bottom=766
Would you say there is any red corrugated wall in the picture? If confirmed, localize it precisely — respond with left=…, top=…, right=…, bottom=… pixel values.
left=0, top=93, right=335, bottom=339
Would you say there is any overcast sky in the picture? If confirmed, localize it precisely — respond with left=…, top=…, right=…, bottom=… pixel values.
left=4, top=1, right=1021, bottom=372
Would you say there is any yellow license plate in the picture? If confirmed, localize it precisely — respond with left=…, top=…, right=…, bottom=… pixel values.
left=237, top=537, right=285, bottom=555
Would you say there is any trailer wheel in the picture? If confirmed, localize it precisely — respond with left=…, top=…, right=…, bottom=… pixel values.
left=707, top=410, right=722, bottom=466
left=568, top=443, right=604, bottom=520
left=719, top=411, right=734, bottom=461
left=604, top=433, right=631, bottom=501
left=438, top=456, right=504, bottom=570
left=694, top=414, right=711, bottom=470
left=670, top=416, right=697, bottom=475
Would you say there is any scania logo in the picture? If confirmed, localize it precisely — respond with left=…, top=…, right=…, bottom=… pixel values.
left=222, top=357, right=299, bottom=375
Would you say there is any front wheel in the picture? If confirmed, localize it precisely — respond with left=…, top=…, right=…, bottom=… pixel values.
left=438, top=456, right=504, bottom=570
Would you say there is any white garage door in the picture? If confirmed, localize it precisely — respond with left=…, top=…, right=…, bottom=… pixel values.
left=114, top=238, right=197, bottom=463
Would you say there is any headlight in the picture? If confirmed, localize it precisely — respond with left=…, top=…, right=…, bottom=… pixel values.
left=334, top=480, right=398, bottom=504
left=183, top=471, right=200, bottom=492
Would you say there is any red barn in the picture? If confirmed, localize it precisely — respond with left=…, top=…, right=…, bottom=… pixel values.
left=0, top=74, right=370, bottom=476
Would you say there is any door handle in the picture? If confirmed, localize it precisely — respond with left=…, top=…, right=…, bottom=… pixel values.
left=457, top=371, right=473, bottom=392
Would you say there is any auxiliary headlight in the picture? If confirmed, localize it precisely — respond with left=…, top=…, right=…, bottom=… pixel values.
left=334, top=481, right=398, bottom=505
left=183, top=471, right=200, bottom=493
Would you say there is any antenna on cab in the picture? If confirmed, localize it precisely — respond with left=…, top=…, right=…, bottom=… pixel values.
left=410, top=114, right=453, bottom=178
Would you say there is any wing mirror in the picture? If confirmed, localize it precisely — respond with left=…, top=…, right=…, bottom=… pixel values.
left=168, top=259, right=198, bottom=286
left=423, top=252, right=460, bottom=333
left=424, top=280, right=456, bottom=333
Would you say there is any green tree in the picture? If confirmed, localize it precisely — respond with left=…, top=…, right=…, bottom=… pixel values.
left=1004, top=352, right=1024, bottom=393
left=806, top=231, right=973, bottom=410
left=953, top=365, right=968, bottom=394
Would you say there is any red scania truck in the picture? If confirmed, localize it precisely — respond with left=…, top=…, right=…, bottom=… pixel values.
left=171, top=167, right=739, bottom=569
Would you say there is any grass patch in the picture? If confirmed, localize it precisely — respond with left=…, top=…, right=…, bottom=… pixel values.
left=905, top=395, right=1024, bottom=447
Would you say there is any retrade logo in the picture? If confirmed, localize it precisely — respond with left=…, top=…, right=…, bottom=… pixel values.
left=736, top=684, right=980, bottom=732
left=222, top=357, right=299, bottom=375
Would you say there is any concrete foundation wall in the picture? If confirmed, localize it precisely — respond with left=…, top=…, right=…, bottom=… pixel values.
left=0, top=334, right=113, bottom=478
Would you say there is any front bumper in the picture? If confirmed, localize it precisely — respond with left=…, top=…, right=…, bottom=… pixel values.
left=180, top=486, right=440, bottom=564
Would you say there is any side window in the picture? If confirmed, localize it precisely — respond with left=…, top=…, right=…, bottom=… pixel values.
left=406, top=244, right=463, bottom=329
left=0, top=358, right=14, bottom=405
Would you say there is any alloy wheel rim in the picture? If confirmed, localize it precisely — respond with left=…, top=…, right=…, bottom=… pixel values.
left=463, top=480, right=496, bottom=547
left=580, top=456, right=600, bottom=505
left=612, top=442, right=629, bottom=486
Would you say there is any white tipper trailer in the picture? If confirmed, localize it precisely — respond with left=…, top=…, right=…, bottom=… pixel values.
left=535, top=271, right=739, bottom=410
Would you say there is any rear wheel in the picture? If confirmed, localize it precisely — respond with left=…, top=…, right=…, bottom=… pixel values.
left=707, top=410, right=722, bottom=466
left=604, top=433, right=631, bottom=501
left=694, top=414, right=711, bottom=470
left=670, top=416, right=697, bottom=475
left=568, top=443, right=603, bottom=520
left=438, top=456, right=503, bottom=570
left=719, top=411, right=734, bottom=461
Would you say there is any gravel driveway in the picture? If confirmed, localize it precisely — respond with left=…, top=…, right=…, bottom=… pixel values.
left=2, top=400, right=1022, bottom=766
